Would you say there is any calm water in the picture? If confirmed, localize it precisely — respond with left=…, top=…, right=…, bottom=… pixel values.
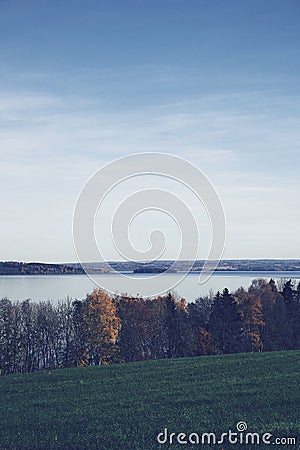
left=0, top=271, right=300, bottom=303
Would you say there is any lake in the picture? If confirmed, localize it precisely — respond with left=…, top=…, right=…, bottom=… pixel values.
left=0, top=271, right=300, bottom=303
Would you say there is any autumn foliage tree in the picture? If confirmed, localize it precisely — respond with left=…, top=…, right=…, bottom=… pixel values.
left=116, top=296, right=154, bottom=362
left=235, top=287, right=264, bottom=352
left=81, top=289, right=121, bottom=366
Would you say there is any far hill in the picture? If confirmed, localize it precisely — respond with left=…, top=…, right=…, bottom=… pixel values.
left=0, top=351, right=299, bottom=449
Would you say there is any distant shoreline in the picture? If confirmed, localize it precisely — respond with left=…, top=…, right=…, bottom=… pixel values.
left=0, top=260, right=300, bottom=276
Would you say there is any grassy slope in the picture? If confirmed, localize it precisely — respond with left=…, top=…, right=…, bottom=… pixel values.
left=0, top=351, right=299, bottom=450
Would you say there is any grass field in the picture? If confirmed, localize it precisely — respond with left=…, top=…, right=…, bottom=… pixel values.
left=0, top=351, right=299, bottom=449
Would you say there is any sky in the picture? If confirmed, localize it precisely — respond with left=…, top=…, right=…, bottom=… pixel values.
left=0, top=0, right=299, bottom=262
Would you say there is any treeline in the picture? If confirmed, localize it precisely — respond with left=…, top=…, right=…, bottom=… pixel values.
left=0, top=278, right=299, bottom=375
left=0, top=261, right=84, bottom=275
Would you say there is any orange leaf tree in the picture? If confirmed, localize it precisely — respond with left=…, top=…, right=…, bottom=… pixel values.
left=82, top=289, right=121, bottom=365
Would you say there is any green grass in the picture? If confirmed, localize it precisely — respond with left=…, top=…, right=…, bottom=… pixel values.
left=0, top=351, right=299, bottom=449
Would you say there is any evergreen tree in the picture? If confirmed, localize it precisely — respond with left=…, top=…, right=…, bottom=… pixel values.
left=209, top=289, right=245, bottom=354
left=281, top=279, right=300, bottom=349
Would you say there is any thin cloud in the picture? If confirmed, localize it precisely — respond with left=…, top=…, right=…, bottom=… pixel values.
left=235, top=186, right=276, bottom=193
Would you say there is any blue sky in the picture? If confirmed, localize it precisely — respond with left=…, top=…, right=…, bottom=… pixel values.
left=0, top=0, right=299, bottom=261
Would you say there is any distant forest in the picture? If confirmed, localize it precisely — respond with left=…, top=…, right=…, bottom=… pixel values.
left=0, top=278, right=300, bottom=375
left=0, top=261, right=83, bottom=275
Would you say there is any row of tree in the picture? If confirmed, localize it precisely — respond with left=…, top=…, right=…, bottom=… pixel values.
left=0, top=278, right=299, bottom=375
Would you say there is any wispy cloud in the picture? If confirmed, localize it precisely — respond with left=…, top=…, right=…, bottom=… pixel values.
left=0, top=75, right=299, bottom=260
left=235, top=186, right=276, bottom=193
